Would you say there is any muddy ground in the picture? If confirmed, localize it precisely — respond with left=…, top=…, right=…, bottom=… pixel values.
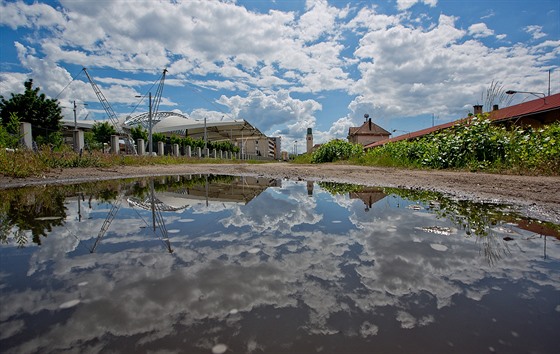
left=1, top=163, right=559, bottom=223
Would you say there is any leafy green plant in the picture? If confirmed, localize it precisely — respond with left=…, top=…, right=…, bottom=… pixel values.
left=0, top=79, right=63, bottom=142
left=91, top=121, right=117, bottom=144
left=130, top=125, right=148, bottom=142
left=0, top=112, right=21, bottom=148
left=360, top=116, right=559, bottom=175
left=311, top=139, right=363, bottom=163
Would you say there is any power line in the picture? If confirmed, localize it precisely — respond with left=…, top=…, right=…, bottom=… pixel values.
left=183, top=80, right=235, bottom=120
left=55, top=69, right=84, bottom=99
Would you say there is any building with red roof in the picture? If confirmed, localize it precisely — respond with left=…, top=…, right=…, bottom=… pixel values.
left=348, top=115, right=391, bottom=146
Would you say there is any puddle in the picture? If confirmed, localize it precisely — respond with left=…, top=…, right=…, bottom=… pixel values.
left=0, top=175, right=559, bottom=353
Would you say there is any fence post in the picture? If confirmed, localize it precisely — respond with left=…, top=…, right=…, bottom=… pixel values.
left=110, top=135, right=120, bottom=154
left=73, top=130, right=84, bottom=153
left=19, top=122, right=33, bottom=149
left=137, top=139, right=145, bottom=155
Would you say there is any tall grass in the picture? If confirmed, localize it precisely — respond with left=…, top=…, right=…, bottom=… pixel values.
left=356, top=118, right=559, bottom=175
left=0, top=145, right=263, bottom=178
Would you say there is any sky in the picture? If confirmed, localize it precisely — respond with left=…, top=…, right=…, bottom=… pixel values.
left=1, top=0, right=559, bottom=151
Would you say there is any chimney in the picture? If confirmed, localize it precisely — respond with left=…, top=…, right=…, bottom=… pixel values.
left=473, top=105, right=483, bottom=116
left=493, top=104, right=499, bottom=111
left=368, top=118, right=372, bottom=131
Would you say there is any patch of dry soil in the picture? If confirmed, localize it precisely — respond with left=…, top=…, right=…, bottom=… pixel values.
left=1, top=163, right=559, bottom=223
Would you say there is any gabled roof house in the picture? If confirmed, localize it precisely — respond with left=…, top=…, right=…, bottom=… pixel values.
left=348, top=117, right=391, bottom=146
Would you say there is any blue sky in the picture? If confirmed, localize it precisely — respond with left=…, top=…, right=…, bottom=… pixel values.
left=1, top=0, right=559, bottom=150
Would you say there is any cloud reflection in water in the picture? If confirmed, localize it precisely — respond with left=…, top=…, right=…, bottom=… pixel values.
left=0, top=177, right=558, bottom=353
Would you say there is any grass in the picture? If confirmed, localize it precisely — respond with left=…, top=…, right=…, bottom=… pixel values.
left=0, top=146, right=270, bottom=178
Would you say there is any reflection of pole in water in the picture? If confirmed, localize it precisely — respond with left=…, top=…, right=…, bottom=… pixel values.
left=150, top=179, right=156, bottom=232
left=205, top=175, right=209, bottom=207
left=307, top=181, right=313, bottom=196
left=544, top=234, right=547, bottom=259
left=150, top=178, right=173, bottom=254
left=77, top=193, right=82, bottom=222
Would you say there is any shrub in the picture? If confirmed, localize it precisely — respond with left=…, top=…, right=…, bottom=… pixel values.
left=311, top=139, right=363, bottom=163
left=0, top=112, right=21, bottom=149
left=361, top=116, right=559, bottom=175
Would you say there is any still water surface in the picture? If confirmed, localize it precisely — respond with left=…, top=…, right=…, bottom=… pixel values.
left=1, top=175, right=559, bottom=353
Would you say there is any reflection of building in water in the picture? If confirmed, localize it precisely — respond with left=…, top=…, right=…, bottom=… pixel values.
left=128, top=176, right=281, bottom=211
left=307, top=181, right=313, bottom=196
left=509, top=218, right=560, bottom=260
left=349, top=187, right=387, bottom=211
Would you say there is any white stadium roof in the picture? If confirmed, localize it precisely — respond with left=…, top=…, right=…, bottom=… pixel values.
left=62, top=111, right=267, bottom=142
left=126, top=111, right=266, bottom=141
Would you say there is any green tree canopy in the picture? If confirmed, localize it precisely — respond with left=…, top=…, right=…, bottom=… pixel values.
left=91, top=121, right=117, bottom=144
left=0, top=79, right=63, bottom=139
left=130, top=125, right=148, bottom=141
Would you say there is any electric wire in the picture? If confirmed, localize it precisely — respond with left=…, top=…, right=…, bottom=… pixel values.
left=54, top=69, right=84, bottom=99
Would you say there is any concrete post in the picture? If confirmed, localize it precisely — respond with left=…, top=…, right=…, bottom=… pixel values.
left=196, top=147, right=201, bottom=157
left=212, top=149, right=217, bottom=158
left=173, top=143, right=179, bottom=157
left=110, top=135, right=119, bottom=154
left=203, top=148, right=209, bottom=157
left=137, top=139, right=145, bottom=155
left=73, top=130, right=84, bottom=153
left=158, top=141, right=165, bottom=156
left=186, top=145, right=192, bottom=157
left=19, top=122, right=33, bottom=149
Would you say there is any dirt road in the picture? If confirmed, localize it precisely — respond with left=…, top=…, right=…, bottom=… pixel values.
left=1, top=163, right=559, bottom=223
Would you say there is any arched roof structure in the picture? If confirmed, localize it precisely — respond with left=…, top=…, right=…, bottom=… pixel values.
left=124, top=111, right=266, bottom=142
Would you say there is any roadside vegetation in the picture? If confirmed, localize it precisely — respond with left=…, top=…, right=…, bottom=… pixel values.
left=1, top=78, right=558, bottom=178
left=296, top=115, right=559, bottom=176
left=0, top=79, right=245, bottom=178
left=0, top=147, right=256, bottom=178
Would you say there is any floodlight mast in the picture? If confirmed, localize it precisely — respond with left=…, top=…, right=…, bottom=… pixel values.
left=82, top=67, right=137, bottom=154
left=123, top=68, right=168, bottom=129
left=152, top=68, right=167, bottom=116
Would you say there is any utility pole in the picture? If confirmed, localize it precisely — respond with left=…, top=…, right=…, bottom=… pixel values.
left=204, top=117, right=207, bottom=149
left=148, top=92, right=153, bottom=155
left=73, top=100, right=77, bottom=130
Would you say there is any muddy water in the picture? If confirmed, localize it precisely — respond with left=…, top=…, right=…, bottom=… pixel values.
left=1, top=175, right=559, bottom=353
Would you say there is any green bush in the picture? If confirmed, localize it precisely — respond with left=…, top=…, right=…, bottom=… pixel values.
left=0, top=112, right=21, bottom=149
left=311, top=139, right=363, bottom=163
left=361, top=116, right=560, bottom=175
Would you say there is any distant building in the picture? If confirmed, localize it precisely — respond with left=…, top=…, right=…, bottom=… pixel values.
left=269, top=136, right=282, bottom=160
left=306, top=128, right=313, bottom=153
left=347, top=115, right=391, bottom=146
left=243, top=136, right=280, bottom=159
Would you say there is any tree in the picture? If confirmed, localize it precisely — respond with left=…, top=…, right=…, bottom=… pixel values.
left=130, top=125, right=148, bottom=141
left=0, top=112, right=21, bottom=148
left=0, top=79, right=63, bottom=140
left=91, top=121, right=117, bottom=144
